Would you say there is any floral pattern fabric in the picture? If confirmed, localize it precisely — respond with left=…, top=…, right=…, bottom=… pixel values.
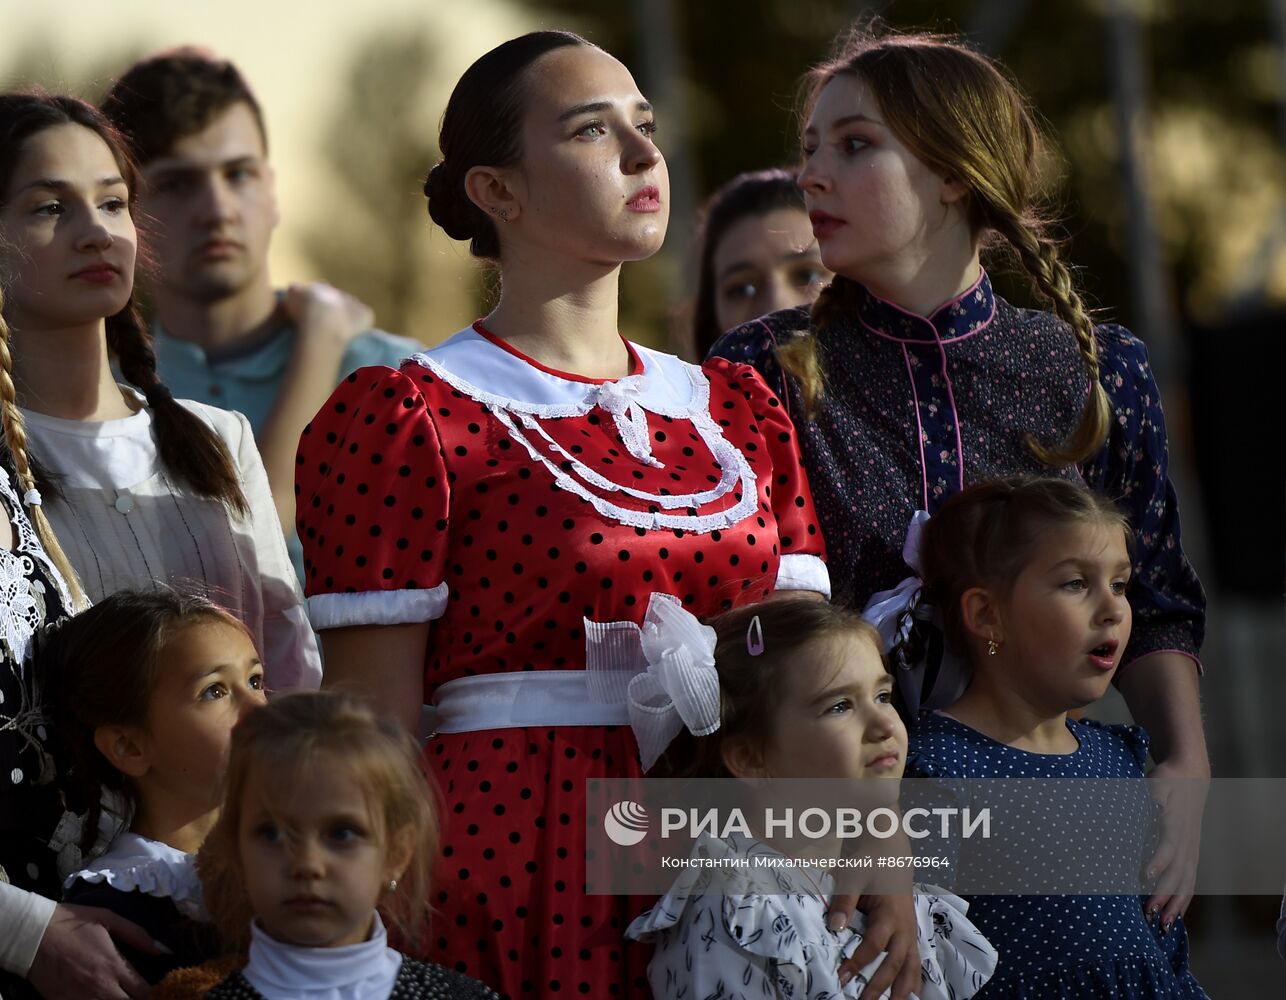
left=709, top=271, right=1205, bottom=670
left=0, top=458, right=73, bottom=900
left=627, top=832, right=997, bottom=999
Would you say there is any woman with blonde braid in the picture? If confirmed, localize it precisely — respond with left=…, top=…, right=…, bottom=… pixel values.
left=0, top=293, right=170, bottom=1000
left=710, top=26, right=1208, bottom=993
left=0, top=94, right=318, bottom=697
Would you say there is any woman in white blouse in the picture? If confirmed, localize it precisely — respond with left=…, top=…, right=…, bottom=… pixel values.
left=1, top=93, right=318, bottom=695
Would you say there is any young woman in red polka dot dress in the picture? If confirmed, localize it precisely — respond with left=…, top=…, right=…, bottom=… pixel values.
left=294, top=32, right=829, bottom=1000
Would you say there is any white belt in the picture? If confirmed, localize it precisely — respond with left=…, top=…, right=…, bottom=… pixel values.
left=430, top=671, right=631, bottom=734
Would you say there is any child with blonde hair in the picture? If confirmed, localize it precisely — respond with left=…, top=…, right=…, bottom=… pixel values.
left=156, top=691, right=499, bottom=999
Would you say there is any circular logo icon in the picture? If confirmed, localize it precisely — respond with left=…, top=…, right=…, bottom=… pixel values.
left=604, top=800, right=649, bottom=846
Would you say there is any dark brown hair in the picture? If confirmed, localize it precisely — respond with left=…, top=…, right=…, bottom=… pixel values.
left=100, top=47, right=267, bottom=165
left=200, top=691, right=439, bottom=949
left=693, top=168, right=808, bottom=359
left=0, top=92, right=248, bottom=515
left=651, top=599, right=886, bottom=778
left=917, top=476, right=1130, bottom=655
left=423, top=30, right=591, bottom=259
left=782, top=27, right=1111, bottom=467
left=44, top=587, right=252, bottom=854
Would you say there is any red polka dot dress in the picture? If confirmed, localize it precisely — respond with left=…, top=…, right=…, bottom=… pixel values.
left=295, top=324, right=828, bottom=999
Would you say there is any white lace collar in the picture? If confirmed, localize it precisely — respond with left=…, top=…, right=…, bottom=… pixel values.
left=242, top=913, right=402, bottom=1000
left=64, top=831, right=206, bottom=920
left=412, top=328, right=759, bottom=535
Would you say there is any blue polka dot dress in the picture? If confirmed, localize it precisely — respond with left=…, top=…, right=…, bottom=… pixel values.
left=906, top=713, right=1209, bottom=998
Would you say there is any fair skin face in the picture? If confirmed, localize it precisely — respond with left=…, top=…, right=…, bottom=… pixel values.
left=98, top=619, right=266, bottom=854
left=139, top=101, right=278, bottom=334
left=237, top=757, right=414, bottom=948
left=0, top=122, right=137, bottom=422
left=712, top=207, right=828, bottom=333
left=138, top=98, right=381, bottom=531
left=725, top=632, right=915, bottom=998
left=322, top=45, right=670, bottom=716
left=947, top=520, right=1132, bottom=755
left=798, top=74, right=979, bottom=316
left=463, top=43, right=668, bottom=379
left=724, top=631, right=905, bottom=783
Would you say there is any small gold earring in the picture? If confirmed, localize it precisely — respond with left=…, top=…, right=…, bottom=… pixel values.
left=387, top=878, right=398, bottom=892
left=986, top=639, right=999, bottom=656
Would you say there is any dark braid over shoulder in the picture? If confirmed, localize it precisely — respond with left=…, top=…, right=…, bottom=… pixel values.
left=107, top=301, right=248, bottom=514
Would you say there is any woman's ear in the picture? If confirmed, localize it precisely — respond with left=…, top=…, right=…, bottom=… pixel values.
left=93, top=724, right=150, bottom=779
left=960, top=586, right=1003, bottom=647
left=939, top=173, right=970, bottom=205
left=464, top=165, right=522, bottom=225
left=720, top=736, right=768, bottom=781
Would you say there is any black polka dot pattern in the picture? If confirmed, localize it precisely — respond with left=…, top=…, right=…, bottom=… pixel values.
left=907, top=715, right=1209, bottom=995
left=295, top=358, right=826, bottom=997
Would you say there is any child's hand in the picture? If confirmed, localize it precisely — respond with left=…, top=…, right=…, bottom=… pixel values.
left=1144, top=757, right=1209, bottom=932
left=27, top=902, right=161, bottom=999
left=829, top=892, right=923, bottom=999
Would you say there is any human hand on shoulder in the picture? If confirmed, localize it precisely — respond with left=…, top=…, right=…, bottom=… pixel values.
left=284, top=282, right=374, bottom=349
left=28, top=902, right=162, bottom=999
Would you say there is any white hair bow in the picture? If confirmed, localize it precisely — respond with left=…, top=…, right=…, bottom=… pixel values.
left=593, top=376, right=663, bottom=468
left=584, top=593, right=721, bottom=771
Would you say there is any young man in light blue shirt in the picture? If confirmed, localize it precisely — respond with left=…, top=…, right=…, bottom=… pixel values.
left=102, top=48, right=421, bottom=581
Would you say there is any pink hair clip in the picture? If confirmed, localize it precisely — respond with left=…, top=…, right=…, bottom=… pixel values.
left=746, top=615, right=765, bottom=657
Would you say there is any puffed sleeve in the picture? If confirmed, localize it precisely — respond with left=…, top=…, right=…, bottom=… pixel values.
left=295, top=366, right=450, bottom=631
left=1081, top=327, right=1206, bottom=672
left=708, top=307, right=810, bottom=407
left=704, top=357, right=830, bottom=597
left=229, top=408, right=322, bottom=691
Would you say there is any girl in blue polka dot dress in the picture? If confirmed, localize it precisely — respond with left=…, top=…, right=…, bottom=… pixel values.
left=904, top=477, right=1208, bottom=997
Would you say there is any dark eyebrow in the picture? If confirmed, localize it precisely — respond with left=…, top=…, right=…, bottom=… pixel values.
left=808, top=676, right=891, bottom=707
left=717, top=248, right=820, bottom=282
left=1049, top=558, right=1133, bottom=573
left=16, top=175, right=125, bottom=196
left=802, top=113, right=883, bottom=137
left=557, top=99, right=653, bottom=122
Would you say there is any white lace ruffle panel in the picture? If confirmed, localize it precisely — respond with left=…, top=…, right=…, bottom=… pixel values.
left=0, top=467, right=71, bottom=667
left=411, top=352, right=760, bottom=535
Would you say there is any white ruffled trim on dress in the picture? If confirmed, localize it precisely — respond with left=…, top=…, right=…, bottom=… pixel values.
left=0, top=465, right=74, bottom=667
left=307, top=583, right=449, bottom=631
left=64, top=831, right=206, bottom=921
left=410, top=330, right=760, bottom=535
left=627, top=833, right=997, bottom=1000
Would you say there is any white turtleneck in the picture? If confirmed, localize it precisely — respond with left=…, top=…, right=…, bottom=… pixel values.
left=242, top=912, right=402, bottom=1000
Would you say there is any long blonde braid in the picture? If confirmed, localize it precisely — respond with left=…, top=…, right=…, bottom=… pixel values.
left=989, top=214, right=1111, bottom=465
left=795, top=28, right=1111, bottom=464
left=0, top=298, right=87, bottom=609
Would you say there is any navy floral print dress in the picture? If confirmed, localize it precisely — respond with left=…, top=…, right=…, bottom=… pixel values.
left=709, top=271, right=1205, bottom=676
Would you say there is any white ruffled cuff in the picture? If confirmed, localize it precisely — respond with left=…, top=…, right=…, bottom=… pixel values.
left=65, top=854, right=207, bottom=922
left=774, top=553, right=831, bottom=598
left=307, top=584, right=449, bottom=630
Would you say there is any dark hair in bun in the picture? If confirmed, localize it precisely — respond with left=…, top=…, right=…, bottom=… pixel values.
left=425, top=30, right=590, bottom=259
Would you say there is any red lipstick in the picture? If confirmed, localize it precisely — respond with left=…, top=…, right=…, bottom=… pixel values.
left=626, top=185, right=661, bottom=213
left=809, top=211, right=845, bottom=239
